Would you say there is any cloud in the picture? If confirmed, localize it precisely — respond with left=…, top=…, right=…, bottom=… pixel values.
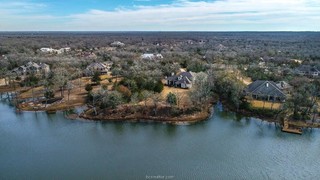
left=0, top=0, right=320, bottom=31
left=66, top=0, right=320, bottom=31
left=0, top=1, right=67, bottom=31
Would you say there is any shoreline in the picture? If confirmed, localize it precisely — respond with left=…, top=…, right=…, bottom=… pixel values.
left=71, top=106, right=213, bottom=125
left=2, top=87, right=319, bottom=129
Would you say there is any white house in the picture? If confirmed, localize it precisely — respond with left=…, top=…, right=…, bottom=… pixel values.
left=110, top=41, right=125, bottom=47
left=141, top=53, right=163, bottom=60
left=40, top=48, right=54, bottom=53
left=40, top=47, right=71, bottom=54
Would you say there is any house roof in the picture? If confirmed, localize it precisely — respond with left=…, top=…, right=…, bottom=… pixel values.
left=166, top=72, right=193, bottom=84
left=141, top=53, right=163, bottom=60
left=39, top=63, right=49, bottom=69
left=12, top=61, right=50, bottom=74
left=110, top=41, right=125, bottom=47
left=175, top=76, right=192, bottom=85
left=141, top=54, right=155, bottom=59
left=246, top=80, right=286, bottom=98
left=179, top=72, right=193, bottom=79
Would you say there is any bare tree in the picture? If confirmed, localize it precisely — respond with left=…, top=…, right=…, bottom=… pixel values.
left=66, top=82, right=74, bottom=102
left=141, top=90, right=152, bottom=112
left=190, top=72, right=212, bottom=110
left=150, top=93, right=161, bottom=116
left=73, top=68, right=83, bottom=92
left=53, top=67, right=69, bottom=98
left=173, top=90, right=184, bottom=109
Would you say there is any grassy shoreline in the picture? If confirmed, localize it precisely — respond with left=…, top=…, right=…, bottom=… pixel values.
left=2, top=84, right=319, bottom=129
left=72, top=105, right=213, bottom=124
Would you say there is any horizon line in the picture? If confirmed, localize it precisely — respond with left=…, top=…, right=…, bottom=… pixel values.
left=0, top=30, right=319, bottom=33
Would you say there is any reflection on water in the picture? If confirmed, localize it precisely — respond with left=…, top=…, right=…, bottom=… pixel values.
left=1, top=101, right=320, bottom=179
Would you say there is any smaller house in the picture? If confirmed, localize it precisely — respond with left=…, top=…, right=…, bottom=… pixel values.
left=165, top=72, right=194, bottom=89
left=141, top=53, right=163, bottom=60
left=85, top=62, right=113, bottom=76
left=276, top=81, right=292, bottom=94
left=245, top=80, right=286, bottom=102
left=295, top=65, right=320, bottom=77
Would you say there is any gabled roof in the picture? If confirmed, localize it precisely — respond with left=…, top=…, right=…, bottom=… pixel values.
left=12, top=61, right=50, bottom=74
left=166, top=72, right=193, bottom=84
left=175, top=76, right=192, bottom=85
left=141, top=53, right=163, bottom=60
left=39, top=63, right=49, bottom=69
left=12, top=66, right=26, bottom=73
left=246, top=80, right=286, bottom=98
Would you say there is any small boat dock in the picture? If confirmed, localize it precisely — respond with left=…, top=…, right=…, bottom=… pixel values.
left=282, top=120, right=302, bottom=135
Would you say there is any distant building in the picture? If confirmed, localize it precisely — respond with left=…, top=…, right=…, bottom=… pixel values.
left=295, top=65, right=320, bottom=77
left=40, top=47, right=71, bottom=54
left=165, top=72, right=194, bottom=89
left=245, top=80, right=286, bottom=102
left=12, top=62, right=50, bottom=76
left=40, top=48, right=54, bottom=53
left=110, top=41, right=125, bottom=47
left=77, top=52, right=97, bottom=59
left=290, top=59, right=303, bottom=64
left=0, top=55, right=7, bottom=60
left=141, top=53, right=163, bottom=60
left=84, top=62, right=113, bottom=76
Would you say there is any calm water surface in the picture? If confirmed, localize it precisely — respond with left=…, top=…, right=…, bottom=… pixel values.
left=1, top=101, right=320, bottom=180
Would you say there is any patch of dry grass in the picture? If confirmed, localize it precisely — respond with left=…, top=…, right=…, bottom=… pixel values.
left=161, top=86, right=191, bottom=107
left=0, top=78, right=5, bottom=86
left=19, top=86, right=44, bottom=99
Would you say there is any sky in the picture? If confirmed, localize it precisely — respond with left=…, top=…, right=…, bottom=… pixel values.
left=0, top=0, right=319, bottom=31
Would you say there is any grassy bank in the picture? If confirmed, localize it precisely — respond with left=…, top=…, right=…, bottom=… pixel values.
left=74, top=104, right=213, bottom=124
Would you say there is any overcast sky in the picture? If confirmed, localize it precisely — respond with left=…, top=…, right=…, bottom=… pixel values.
left=0, top=0, right=319, bottom=31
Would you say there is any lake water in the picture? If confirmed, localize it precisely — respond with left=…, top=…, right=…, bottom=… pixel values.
left=1, top=101, right=320, bottom=180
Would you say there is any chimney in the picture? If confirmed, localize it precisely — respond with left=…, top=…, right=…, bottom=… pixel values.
left=266, top=82, right=269, bottom=88
left=171, top=72, right=175, bottom=76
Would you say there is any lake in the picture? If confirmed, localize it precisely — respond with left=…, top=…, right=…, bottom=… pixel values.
left=1, top=101, right=320, bottom=180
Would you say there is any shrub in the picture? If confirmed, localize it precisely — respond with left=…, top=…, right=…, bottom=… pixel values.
left=116, top=85, right=132, bottom=102
left=153, top=81, right=164, bottom=93
left=85, top=84, right=93, bottom=92
left=167, top=92, right=177, bottom=106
